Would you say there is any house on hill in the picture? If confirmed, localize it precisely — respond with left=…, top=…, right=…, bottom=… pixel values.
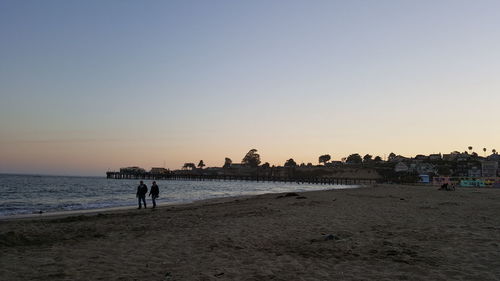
left=487, top=154, right=500, bottom=162
left=482, top=161, right=499, bottom=177
left=390, top=155, right=410, bottom=163
left=395, top=162, right=409, bottom=172
left=409, top=163, right=436, bottom=174
left=414, top=155, right=428, bottom=161
left=468, top=166, right=482, bottom=178
left=429, top=154, right=442, bottom=161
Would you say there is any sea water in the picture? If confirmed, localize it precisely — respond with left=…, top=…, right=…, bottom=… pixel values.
left=0, top=174, right=357, bottom=217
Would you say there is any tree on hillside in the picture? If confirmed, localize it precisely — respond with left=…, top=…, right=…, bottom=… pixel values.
left=388, top=152, right=397, bottom=162
left=468, top=146, right=473, bottom=154
left=182, top=163, right=196, bottom=170
left=284, top=158, right=297, bottom=167
left=261, top=162, right=270, bottom=169
left=242, top=149, right=261, bottom=167
left=198, top=160, right=205, bottom=169
left=363, top=154, right=373, bottom=163
left=318, top=154, right=331, bottom=165
left=493, top=149, right=497, bottom=155
left=346, top=153, right=363, bottom=164
left=223, top=157, right=232, bottom=168
left=374, top=156, right=383, bottom=162
left=483, top=148, right=487, bottom=156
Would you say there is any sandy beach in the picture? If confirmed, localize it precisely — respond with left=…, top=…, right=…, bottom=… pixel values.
left=1, top=184, right=500, bottom=281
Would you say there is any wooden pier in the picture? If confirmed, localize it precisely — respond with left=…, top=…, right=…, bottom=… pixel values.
left=106, top=171, right=378, bottom=185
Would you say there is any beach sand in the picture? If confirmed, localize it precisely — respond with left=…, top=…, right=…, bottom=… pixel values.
left=1, top=184, right=500, bottom=281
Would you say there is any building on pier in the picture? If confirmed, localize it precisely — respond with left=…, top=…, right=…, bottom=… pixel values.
left=150, top=167, right=169, bottom=174
left=120, top=166, right=146, bottom=174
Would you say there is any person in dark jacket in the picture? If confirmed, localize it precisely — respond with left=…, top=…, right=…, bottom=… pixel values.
left=149, top=181, right=160, bottom=208
left=136, top=181, right=148, bottom=209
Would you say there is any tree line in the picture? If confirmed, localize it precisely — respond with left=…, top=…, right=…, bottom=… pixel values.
left=181, top=146, right=499, bottom=170
left=181, top=149, right=393, bottom=170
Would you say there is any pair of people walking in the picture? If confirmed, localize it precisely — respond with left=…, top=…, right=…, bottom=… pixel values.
left=136, top=181, right=160, bottom=209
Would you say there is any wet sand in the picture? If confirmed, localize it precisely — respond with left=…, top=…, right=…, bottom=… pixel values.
left=1, top=184, right=500, bottom=280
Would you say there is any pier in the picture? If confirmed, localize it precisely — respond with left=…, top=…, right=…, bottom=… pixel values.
left=106, top=171, right=378, bottom=185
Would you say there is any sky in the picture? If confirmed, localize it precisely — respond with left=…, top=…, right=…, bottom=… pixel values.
left=1, top=0, right=499, bottom=176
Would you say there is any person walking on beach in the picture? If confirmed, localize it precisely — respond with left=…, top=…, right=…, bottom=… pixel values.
left=136, top=181, right=148, bottom=209
left=149, top=181, right=160, bottom=208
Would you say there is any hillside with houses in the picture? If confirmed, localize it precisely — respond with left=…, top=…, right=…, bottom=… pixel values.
left=110, top=148, right=500, bottom=187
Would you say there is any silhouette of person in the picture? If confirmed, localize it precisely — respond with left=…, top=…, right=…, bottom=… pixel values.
left=136, top=181, right=148, bottom=209
left=149, top=181, right=160, bottom=208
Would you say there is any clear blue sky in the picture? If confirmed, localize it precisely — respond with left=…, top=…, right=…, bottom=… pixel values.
left=1, top=0, right=499, bottom=176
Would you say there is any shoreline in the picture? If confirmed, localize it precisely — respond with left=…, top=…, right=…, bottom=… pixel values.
left=0, top=180, right=361, bottom=221
left=0, top=187, right=346, bottom=221
left=2, top=184, right=500, bottom=280
left=0, top=194, right=256, bottom=221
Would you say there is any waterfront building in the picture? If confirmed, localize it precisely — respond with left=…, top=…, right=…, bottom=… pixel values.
left=120, top=166, right=146, bottom=174
left=150, top=167, right=169, bottom=174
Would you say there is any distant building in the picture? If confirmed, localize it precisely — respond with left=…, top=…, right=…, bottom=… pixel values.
left=418, top=174, right=430, bottom=184
left=414, top=155, right=428, bottom=161
left=454, top=162, right=469, bottom=177
left=429, top=154, right=442, bottom=161
left=442, top=152, right=469, bottom=162
left=409, top=163, right=436, bottom=174
left=487, top=154, right=500, bottom=162
left=205, top=167, right=221, bottom=170
left=468, top=166, right=482, bottom=178
left=390, top=155, right=409, bottom=163
left=442, top=153, right=458, bottom=162
left=456, top=153, right=471, bottom=162
left=150, top=167, right=169, bottom=174
left=203, top=167, right=224, bottom=175
left=120, top=166, right=146, bottom=174
left=482, top=161, right=499, bottom=177
left=205, top=167, right=222, bottom=171
left=395, top=162, right=409, bottom=172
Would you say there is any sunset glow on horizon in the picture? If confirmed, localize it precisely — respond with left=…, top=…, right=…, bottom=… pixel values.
left=1, top=0, right=499, bottom=176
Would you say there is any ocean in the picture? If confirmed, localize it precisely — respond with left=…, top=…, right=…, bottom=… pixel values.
left=0, top=174, right=357, bottom=217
